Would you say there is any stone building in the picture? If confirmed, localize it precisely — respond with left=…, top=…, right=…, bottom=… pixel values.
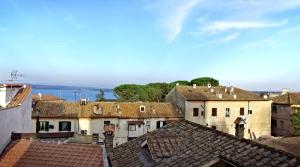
left=271, top=92, right=300, bottom=136
left=32, top=101, right=183, bottom=147
left=166, top=85, right=271, bottom=139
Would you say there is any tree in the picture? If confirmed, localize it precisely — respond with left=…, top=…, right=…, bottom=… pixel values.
left=96, top=89, right=105, bottom=101
left=190, top=77, right=219, bottom=86
left=292, top=108, right=300, bottom=135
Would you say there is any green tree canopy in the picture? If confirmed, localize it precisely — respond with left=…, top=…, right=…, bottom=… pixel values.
left=190, top=77, right=219, bottom=86
left=292, top=108, right=300, bottom=135
left=113, top=77, right=219, bottom=102
left=96, top=89, right=105, bottom=101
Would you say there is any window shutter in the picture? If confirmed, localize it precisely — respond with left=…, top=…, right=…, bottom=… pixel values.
left=45, top=122, right=49, bottom=131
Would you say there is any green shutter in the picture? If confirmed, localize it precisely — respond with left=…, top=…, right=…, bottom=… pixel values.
left=45, top=122, right=49, bottom=131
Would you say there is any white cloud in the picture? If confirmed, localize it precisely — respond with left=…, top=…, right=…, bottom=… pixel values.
left=144, top=0, right=201, bottom=43
left=223, top=33, right=239, bottom=42
left=239, top=39, right=274, bottom=50
left=163, top=0, right=201, bottom=43
left=202, top=20, right=287, bottom=34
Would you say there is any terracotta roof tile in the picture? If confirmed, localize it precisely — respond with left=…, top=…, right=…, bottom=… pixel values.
left=273, top=93, right=300, bottom=105
left=110, top=120, right=300, bottom=167
left=0, top=140, right=103, bottom=167
left=32, top=101, right=183, bottom=119
left=32, top=94, right=64, bottom=102
left=175, top=85, right=267, bottom=101
left=7, top=86, right=31, bottom=108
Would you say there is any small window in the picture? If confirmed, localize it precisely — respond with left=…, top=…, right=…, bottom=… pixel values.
left=248, top=110, right=252, bottom=114
left=271, top=119, right=277, bottom=128
left=128, top=125, right=136, bottom=131
left=193, top=108, right=199, bottom=117
left=272, top=106, right=277, bottom=113
left=146, top=121, right=151, bottom=130
left=140, top=105, right=145, bottom=112
left=40, top=121, right=49, bottom=131
left=138, top=125, right=141, bottom=128
left=240, top=108, right=245, bottom=116
left=156, top=121, right=166, bottom=129
left=212, top=108, right=217, bottom=116
left=225, top=108, right=230, bottom=117
left=59, top=121, right=71, bottom=131
left=212, top=126, right=217, bottom=130
left=104, top=121, right=110, bottom=125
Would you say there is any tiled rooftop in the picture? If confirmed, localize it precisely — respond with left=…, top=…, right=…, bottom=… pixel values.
left=32, top=101, right=183, bottom=119
left=32, top=94, right=64, bottom=102
left=110, top=120, right=300, bottom=167
left=0, top=139, right=103, bottom=167
left=174, top=85, right=268, bottom=101
left=273, top=93, right=300, bottom=105
left=7, top=85, right=31, bottom=108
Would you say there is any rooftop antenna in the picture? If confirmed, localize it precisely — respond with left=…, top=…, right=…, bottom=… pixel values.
left=6, top=70, right=24, bottom=102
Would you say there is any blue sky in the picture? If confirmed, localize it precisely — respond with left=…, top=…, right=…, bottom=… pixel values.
left=0, top=0, right=299, bottom=90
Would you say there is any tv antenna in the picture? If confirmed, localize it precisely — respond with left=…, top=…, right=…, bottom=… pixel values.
left=5, top=70, right=25, bottom=103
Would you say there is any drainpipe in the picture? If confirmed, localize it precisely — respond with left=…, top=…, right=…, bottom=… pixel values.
left=36, top=110, right=40, bottom=133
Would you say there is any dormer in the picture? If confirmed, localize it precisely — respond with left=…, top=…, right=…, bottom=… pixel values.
left=140, top=105, right=145, bottom=112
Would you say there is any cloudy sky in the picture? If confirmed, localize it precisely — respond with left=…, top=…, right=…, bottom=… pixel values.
left=0, top=0, right=299, bottom=90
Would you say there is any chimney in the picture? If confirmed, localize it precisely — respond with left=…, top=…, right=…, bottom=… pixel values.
left=207, top=83, right=211, bottom=88
left=233, top=94, right=237, bottom=99
left=225, top=87, right=228, bottom=93
left=80, top=98, right=87, bottom=105
left=230, top=86, right=234, bottom=93
left=192, top=84, right=197, bottom=89
left=263, top=95, right=268, bottom=99
left=219, top=94, right=223, bottom=99
left=176, top=83, right=179, bottom=86
left=282, top=88, right=289, bottom=95
left=211, top=88, right=214, bottom=93
left=38, top=93, right=42, bottom=100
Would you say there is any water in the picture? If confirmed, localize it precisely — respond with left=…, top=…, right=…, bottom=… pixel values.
left=32, top=86, right=116, bottom=101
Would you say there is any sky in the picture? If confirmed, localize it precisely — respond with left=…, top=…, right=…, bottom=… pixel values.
left=0, top=0, right=299, bottom=90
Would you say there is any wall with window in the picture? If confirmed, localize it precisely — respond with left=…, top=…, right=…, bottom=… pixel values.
left=31, top=118, right=77, bottom=133
left=271, top=104, right=294, bottom=136
left=183, top=100, right=271, bottom=139
left=185, top=101, right=206, bottom=125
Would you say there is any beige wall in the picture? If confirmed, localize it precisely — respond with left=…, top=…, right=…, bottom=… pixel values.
left=271, top=104, right=294, bottom=136
left=31, top=117, right=173, bottom=147
left=184, top=100, right=271, bottom=139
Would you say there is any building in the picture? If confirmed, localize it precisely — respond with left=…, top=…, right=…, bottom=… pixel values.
left=271, top=92, right=300, bottom=136
left=0, top=84, right=32, bottom=154
left=166, top=85, right=272, bottom=139
left=0, top=132, right=106, bottom=167
left=32, top=101, right=183, bottom=147
left=109, top=120, right=300, bottom=167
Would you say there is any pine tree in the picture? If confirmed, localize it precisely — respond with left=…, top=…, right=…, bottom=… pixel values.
left=292, top=108, right=300, bottom=135
left=96, top=89, right=105, bottom=101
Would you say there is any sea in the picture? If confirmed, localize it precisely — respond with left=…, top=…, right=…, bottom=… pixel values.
left=32, top=85, right=116, bottom=101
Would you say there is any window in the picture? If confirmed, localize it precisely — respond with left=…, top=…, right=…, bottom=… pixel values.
left=272, top=106, right=277, bottom=113
left=128, top=125, right=136, bottom=131
left=140, top=105, right=145, bottom=112
left=271, top=119, right=277, bottom=128
left=201, top=111, right=205, bottom=117
left=248, top=110, right=252, bottom=115
left=138, top=125, right=141, bottom=128
left=146, top=121, right=151, bottom=130
left=211, top=126, right=217, bottom=130
left=212, top=108, right=217, bottom=116
left=104, top=121, right=110, bottom=125
left=225, top=108, right=230, bottom=117
left=40, top=121, right=49, bottom=131
left=240, top=108, right=245, bottom=116
left=193, top=108, right=199, bottom=117
left=59, top=121, right=71, bottom=131
left=156, top=121, right=166, bottom=129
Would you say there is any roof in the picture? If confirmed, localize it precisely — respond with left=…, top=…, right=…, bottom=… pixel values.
left=32, top=94, right=64, bottom=102
left=0, top=84, right=24, bottom=88
left=128, top=121, right=145, bottom=125
left=0, top=139, right=103, bottom=167
left=258, top=137, right=300, bottom=159
left=110, top=120, right=300, bottom=167
left=174, top=86, right=267, bottom=101
left=273, top=93, right=300, bottom=105
left=32, top=101, right=183, bottom=119
left=7, top=85, right=31, bottom=108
